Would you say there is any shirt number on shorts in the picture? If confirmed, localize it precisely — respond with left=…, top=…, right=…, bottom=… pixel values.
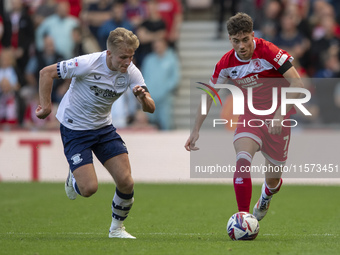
left=283, top=135, right=289, bottom=158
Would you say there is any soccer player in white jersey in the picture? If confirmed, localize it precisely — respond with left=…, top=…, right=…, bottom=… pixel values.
left=185, top=13, right=305, bottom=221
left=36, top=28, right=155, bottom=239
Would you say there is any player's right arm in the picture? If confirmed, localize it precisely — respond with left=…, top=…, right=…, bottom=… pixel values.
left=36, top=55, right=92, bottom=119
left=184, top=90, right=218, bottom=151
left=35, top=63, right=59, bottom=119
left=185, top=56, right=229, bottom=151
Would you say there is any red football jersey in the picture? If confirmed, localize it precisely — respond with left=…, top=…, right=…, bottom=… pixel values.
left=210, top=37, right=296, bottom=119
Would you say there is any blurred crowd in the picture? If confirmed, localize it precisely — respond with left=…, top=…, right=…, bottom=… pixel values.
left=0, top=0, right=181, bottom=131
left=220, top=0, right=340, bottom=125
left=1, top=0, right=340, bottom=131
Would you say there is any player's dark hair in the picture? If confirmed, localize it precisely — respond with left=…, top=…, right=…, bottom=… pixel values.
left=227, top=12, right=253, bottom=36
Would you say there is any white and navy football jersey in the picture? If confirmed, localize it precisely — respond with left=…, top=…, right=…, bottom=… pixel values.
left=56, top=51, right=146, bottom=130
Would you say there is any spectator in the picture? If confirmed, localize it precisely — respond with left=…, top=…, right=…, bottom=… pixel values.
left=239, top=0, right=266, bottom=35
left=315, top=46, right=340, bottom=78
left=32, top=0, right=57, bottom=28
left=156, top=0, right=182, bottom=49
left=216, top=0, right=237, bottom=39
left=135, top=0, right=166, bottom=67
left=22, top=87, right=59, bottom=130
left=0, top=16, right=4, bottom=52
left=310, top=1, right=340, bottom=41
left=111, top=90, right=138, bottom=129
left=97, top=2, right=133, bottom=50
left=309, top=15, right=340, bottom=75
left=35, top=0, right=79, bottom=59
left=69, top=0, right=82, bottom=18
left=25, top=35, right=64, bottom=98
left=124, top=0, right=147, bottom=29
left=0, top=78, right=18, bottom=129
left=273, top=6, right=310, bottom=65
left=7, top=0, right=34, bottom=84
left=313, top=47, right=340, bottom=123
left=142, top=38, right=180, bottom=130
left=258, top=0, right=283, bottom=41
left=25, top=35, right=69, bottom=106
left=285, top=2, right=312, bottom=40
left=0, top=10, right=12, bottom=49
left=0, top=48, right=20, bottom=92
left=72, top=26, right=86, bottom=57
left=81, top=0, right=113, bottom=44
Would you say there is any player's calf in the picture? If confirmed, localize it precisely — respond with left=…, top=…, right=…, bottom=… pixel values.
left=233, top=151, right=253, bottom=212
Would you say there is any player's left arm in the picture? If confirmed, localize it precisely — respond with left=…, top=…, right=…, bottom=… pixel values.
left=133, top=85, right=155, bottom=113
left=270, top=63, right=304, bottom=135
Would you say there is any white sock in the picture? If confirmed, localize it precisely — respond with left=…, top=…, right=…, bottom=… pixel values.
left=110, top=188, right=134, bottom=230
left=110, top=218, right=123, bottom=230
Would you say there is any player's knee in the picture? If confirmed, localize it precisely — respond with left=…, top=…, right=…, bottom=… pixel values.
left=81, top=182, right=98, bottom=197
left=117, top=176, right=134, bottom=194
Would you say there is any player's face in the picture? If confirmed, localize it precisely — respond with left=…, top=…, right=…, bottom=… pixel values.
left=107, top=48, right=134, bottom=73
left=229, top=32, right=255, bottom=60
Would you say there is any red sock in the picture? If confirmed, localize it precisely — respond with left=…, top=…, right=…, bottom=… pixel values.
left=233, top=152, right=252, bottom=212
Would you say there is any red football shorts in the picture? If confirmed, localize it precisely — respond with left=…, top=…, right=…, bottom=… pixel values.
left=233, top=115, right=291, bottom=165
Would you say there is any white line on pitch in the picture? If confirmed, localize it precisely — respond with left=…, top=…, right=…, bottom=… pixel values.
left=3, top=232, right=337, bottom=237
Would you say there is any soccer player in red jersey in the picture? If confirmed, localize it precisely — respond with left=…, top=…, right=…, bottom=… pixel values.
left=185, top=13, right=305, bottom=221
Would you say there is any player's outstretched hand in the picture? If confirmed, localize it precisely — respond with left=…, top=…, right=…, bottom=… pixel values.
left=133, top=85, right=147, bottom=99
left=35, top=105, right=51, bottom=119
left=185, top=132, right=200, bottom=151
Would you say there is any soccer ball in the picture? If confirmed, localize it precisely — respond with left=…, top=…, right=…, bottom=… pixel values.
left=227, top=212, right=260, bottom=240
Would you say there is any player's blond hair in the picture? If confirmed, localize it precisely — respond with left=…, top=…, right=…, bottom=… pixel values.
left=106, top=27, right=140, bottom=52
left=227, top=12, right=253, bottom=36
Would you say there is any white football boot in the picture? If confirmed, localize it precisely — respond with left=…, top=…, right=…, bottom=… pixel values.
left=253, top=183, right=272, bottom=221
left=65, top=169, right=77, bottom=200
left=109, top=226, right=136, bottom=239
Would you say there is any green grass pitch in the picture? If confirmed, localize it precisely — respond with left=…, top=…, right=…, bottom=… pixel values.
left=0, top=182, right=339, bottom=255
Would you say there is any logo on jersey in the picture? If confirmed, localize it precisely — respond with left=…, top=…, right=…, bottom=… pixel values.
left=253, top=59, right=262, bottom=71
left=231, top=70, right=238, bottom=77
left=114, top=75, right=127, bottom=91
left=63, top=62, right=67, bottom=73
left=65, top=59, right=79, bottom=72
left=94, top=75, right=101, bottom=80
left=90, top=86, right=119, bottom=98
left=71, top=153, right=83, bottom=165
left=235, top=74, right=261, bottom=88
left=273, top=50, right=288, bottom=66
